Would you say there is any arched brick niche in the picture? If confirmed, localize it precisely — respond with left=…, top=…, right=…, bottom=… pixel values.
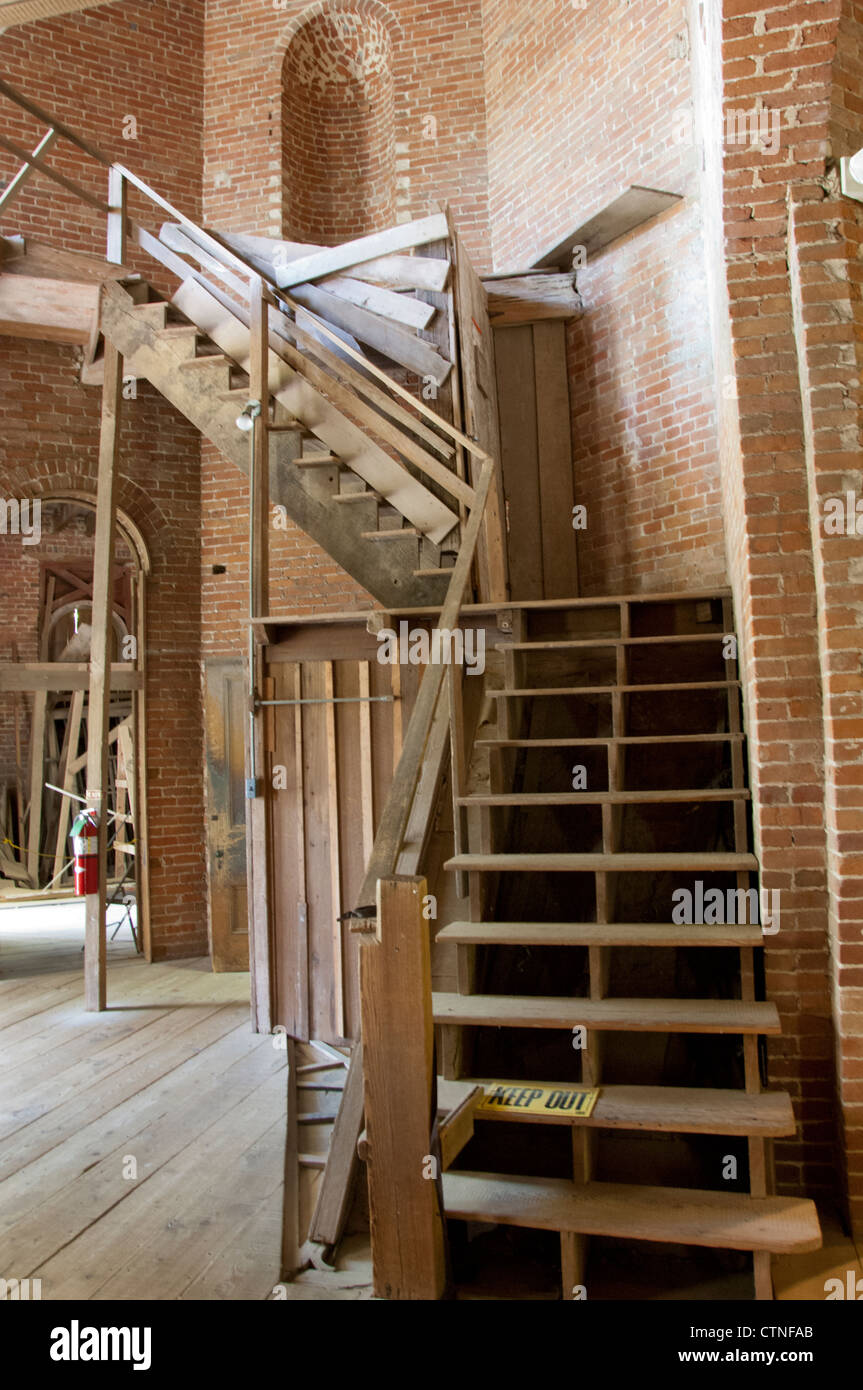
left=282, top=4, right=397, bottom=244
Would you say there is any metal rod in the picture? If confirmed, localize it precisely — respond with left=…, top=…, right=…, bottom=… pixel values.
left=256, top=696, right=395, bottom=708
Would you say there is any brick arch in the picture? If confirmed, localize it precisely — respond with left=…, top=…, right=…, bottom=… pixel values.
left=280, top=0, right=403, bottom=244
left=274, top=0, right=405, bottom=56
left=3, top=471, right=175, bottom=578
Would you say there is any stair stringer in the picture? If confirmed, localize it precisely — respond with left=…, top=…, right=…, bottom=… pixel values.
left=173, top=278, right=458, bottom=546
left=99, top=282, right=449, bottom=609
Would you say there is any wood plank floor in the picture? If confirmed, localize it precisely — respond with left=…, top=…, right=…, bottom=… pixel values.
left=0, top=905, right=287, bottom=1301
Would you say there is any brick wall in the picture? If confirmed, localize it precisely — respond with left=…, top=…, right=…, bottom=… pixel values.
left=481, top=0, right=727, bottom=596
left=283, top=7, right=397, bottom=243
left=0, top=0, right=207, bottom=960
left=690, top=0, right=863, bottom=1227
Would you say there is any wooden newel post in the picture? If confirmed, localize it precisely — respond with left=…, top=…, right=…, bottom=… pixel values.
left=360, top=875, right=446, bottom=1300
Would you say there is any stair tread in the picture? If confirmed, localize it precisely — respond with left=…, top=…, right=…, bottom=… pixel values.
left=497, top=634, right=728, bottom=652
left=333, top=490, right=379, bottom=503
left=432, top=992, right=780, bottom=1033
left=460, top=1081, right=795, bottom=1136
left=445, top=852, right=758, bottom=872
left=442, top=1173, right=821, bottom=1253
left=296, top=453, right=341, bottom=466
left=491, top=682, right=740, bottom=697
left=477, top=735, right=745, bottom=748
left=457, top=790, right=750, bottom=806
left=436, top=922, right=765, bottom=947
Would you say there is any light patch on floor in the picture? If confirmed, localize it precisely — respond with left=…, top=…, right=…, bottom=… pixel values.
left=0, top=906, right=286, bottom=1301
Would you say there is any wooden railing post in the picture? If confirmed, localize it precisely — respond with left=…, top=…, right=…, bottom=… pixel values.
left=360, top=875, right=446, bottom=1300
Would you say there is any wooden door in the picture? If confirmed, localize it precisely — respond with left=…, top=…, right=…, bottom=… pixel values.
left=204, top=660, right=249, bottom=972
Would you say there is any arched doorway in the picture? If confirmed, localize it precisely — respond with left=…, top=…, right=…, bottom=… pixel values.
left=282, top=5, right=397, bottom=244
left=0, top=496, right=151, bottom=957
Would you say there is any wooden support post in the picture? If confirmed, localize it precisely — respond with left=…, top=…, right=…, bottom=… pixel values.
left=249, top=274, right=269, bottom=622
left=26, top=690, right=47, bottom=885
left=52, top=688, right=84, bottom=881
left=281, top=1038, right=301, bottom=1280
left=361, top=876, right=446, bottom=1300
left=85, top=335, right=122, bottom=1012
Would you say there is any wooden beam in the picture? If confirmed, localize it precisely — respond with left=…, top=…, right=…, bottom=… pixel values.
left=0, top=664, right=143, bottom=692
left=0, top=275, right=100, bottom=345
left=361, top=877, right=446, bottom=1299
left=308, top=1042, right=365, bottom=1249
left=106, top=166, right=127, bottom=267
left=275, top=214, right=450, bottom=289
left=212, top=228, right=450, bottom=292
left=0, top=132, right=110, bottom=213
left=25, top=691, right=47, bottom=884
left=84, top=333, right=122, bottom=1012
left=0, top=127, right=58, bottom=213
left=0, top=76, right=113, bottom=166
left=325, top=662, right=344, bottom=1038
left=51, top=688, right=84, bottom=882
left=534, top=186, right=683, bottom=268
left=485, top=273, right=582, bottom=326
left=290, top=283, right=452, bottom=386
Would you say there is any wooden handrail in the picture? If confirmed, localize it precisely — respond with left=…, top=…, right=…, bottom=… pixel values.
left=356, top=455, right=495, bottom=904
left=0, top=76, right=114, bottom=165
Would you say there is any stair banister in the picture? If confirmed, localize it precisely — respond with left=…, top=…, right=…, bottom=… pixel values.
left=356, top=455, right=495, bottom=905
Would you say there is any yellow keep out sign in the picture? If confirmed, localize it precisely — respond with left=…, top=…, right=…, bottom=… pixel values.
left=478, top=1082, right=600, bottom=1120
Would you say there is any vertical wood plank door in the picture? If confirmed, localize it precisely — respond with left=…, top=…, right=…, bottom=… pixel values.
left=265, top=640, right=423, bottom=1044
left=204, top=660, right=250, bottom=972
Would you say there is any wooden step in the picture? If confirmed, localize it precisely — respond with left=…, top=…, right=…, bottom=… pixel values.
left=442, top=1173, right=821, bottom=1254
left=179, top=352, right=234, bottom=371
left=414, top=566, right=457, bottom=579
left=463, top=1081, right=795, bottom=1136
left=333, top=490, right=380, bottom=503
left=477, top=734, right=746, bottom=749
left=296, top=453, right=341, bottom=467
left=490, top=682, right=740, bottom=698
left=496, top=634, right=728, bottom=653
left=435, top=921, right=765, bottom=948
left=432, top=992, right=780, bottom=1034
left=445, top=852, right=758, bottom=874
left=131, top=301, right=168, bottom=329
left=457, top=790, right=750, bottom=807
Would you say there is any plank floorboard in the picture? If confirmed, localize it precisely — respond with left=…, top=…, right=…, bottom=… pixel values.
left=0, top=912, right=287, bottom=1299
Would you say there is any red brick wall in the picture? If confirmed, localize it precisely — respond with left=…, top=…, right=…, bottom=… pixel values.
left=789, top=0, right=863, bottom=1233
left=0, top=0, right=207, bottom=961
left=282, top=7, right=397, bottom=243
left=481, top=0, right=727, bottom=596
left=691, top=0, right=863, bottom=1225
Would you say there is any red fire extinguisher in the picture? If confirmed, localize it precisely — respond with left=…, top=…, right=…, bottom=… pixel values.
left=71, top=809, right=100, bottom=896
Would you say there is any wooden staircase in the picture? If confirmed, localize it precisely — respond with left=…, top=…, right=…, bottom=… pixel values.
left=99, top=278, right=465, bottom=611
left=429, top=592, right=821, bottom=1298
